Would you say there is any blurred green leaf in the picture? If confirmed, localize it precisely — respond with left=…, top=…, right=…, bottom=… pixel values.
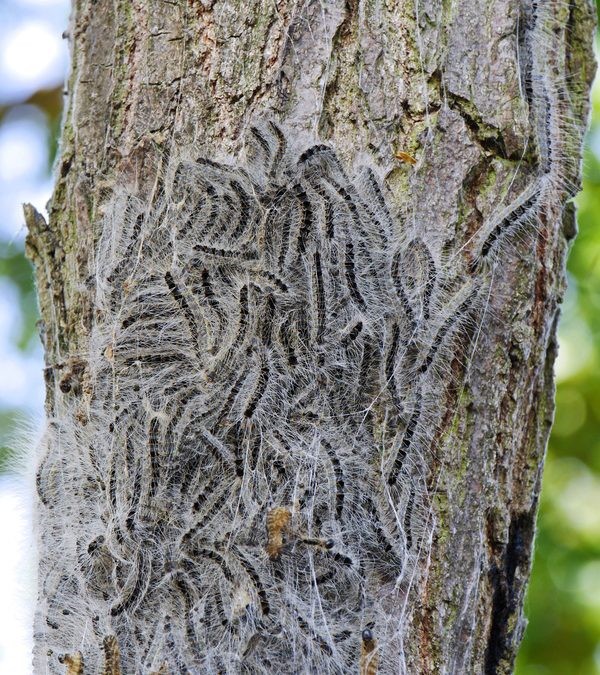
left=0, top=242, right=38, bottom=350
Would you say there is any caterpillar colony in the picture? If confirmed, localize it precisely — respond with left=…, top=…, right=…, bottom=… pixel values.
left=32, top=1, right=585, bottom=673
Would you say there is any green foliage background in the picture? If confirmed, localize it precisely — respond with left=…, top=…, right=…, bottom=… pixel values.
left=0, top=20, right=598, bottom=675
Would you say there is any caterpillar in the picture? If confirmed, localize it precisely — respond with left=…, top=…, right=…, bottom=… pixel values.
left=32, top=0, right=586, bottom=667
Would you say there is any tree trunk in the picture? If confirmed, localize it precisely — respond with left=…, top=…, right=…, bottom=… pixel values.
left=25, top=0, right=595, bottom=673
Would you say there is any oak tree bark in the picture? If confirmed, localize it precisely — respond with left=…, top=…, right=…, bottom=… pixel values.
left=25, top=0, right=595, bottom=673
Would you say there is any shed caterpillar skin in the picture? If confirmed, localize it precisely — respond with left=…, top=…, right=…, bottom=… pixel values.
left=33, top=0, right=582, bottom=666
left=360, top=629, right=379, bottom=675
left=58, top=653, right=83, bottom=675
left=265, top=506, right=292, bottom=560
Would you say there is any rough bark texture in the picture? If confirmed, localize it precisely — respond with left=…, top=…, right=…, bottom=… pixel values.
left=25, top=0, right=595, bottom=673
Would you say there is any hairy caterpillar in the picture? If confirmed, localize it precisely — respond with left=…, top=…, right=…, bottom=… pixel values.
left=31, top=0, right=585, bottom=671
left=470, top=1, right=578, bottom=267
left=33, top=116, right=488, bottom=673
